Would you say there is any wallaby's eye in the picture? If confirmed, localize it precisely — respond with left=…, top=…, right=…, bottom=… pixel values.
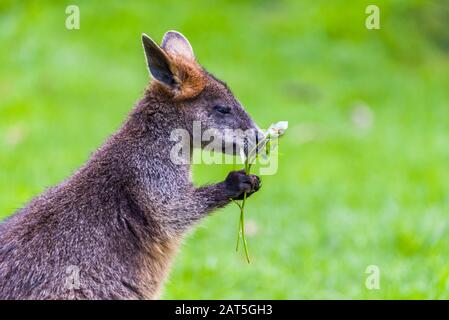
left=213, top=105, right=231, bottom=115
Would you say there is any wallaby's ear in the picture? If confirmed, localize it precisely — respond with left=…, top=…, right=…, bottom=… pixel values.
left=142, top=33, right=176, bottom=87
left=142, top=31, right=205, bottom=99
left=161, top=31, right=195, bottom=61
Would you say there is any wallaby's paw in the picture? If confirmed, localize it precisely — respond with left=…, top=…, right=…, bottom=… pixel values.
left=225, top=170, right=261, bottom=200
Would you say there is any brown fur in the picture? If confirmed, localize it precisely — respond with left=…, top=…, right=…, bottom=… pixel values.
left=169, top=53, right=207, bottom=100
left=0, top=31, right=261, bottom=299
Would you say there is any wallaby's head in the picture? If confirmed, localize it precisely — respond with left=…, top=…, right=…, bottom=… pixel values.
left=141, top=31, right=261, bottom=154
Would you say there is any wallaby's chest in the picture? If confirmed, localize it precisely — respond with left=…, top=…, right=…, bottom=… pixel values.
left=137, top=238, right=180, bottom=299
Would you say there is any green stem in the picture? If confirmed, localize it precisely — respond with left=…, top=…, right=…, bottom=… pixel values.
left=240, top=191, right=250, bottom=263
left=238, top=159, right=252, bottom=263
left=236, top=220, right=241, bottom=251
left=233, top=135, right=271, bottom=263
left=231, top=199, right=242, bottom=251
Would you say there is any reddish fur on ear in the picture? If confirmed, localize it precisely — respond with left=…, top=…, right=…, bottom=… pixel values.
left=150, top=53, right=206, bottom=101
left=170, top=54, right=206, bottom=100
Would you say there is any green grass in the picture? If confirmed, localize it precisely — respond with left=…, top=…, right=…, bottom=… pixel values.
left=1, top=0, right=449, bottom=299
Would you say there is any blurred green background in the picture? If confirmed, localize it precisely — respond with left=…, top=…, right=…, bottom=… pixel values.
left=1, top=0, right=449, bottom=299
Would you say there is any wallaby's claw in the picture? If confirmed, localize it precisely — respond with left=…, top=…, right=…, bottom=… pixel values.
left=225, top=170, right=261, bottom=200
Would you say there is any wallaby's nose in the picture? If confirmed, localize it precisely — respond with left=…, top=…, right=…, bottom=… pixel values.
left=241, top=124, right=264, bottom=157
left=255, top=130, right=263, bottom=155
left=256, top=129, right=265, bottom=145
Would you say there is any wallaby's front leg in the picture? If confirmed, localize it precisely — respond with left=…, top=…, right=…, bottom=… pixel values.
left=175, top=170, right=261, bottom=228
left=197, top=169, right=261, bottom=209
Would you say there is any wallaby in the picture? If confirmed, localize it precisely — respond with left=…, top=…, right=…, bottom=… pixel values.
left=0, top=31, right=262, bottom=299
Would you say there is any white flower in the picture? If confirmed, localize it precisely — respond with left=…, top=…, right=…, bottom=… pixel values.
left=266, top=121, right=288, bottom=138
